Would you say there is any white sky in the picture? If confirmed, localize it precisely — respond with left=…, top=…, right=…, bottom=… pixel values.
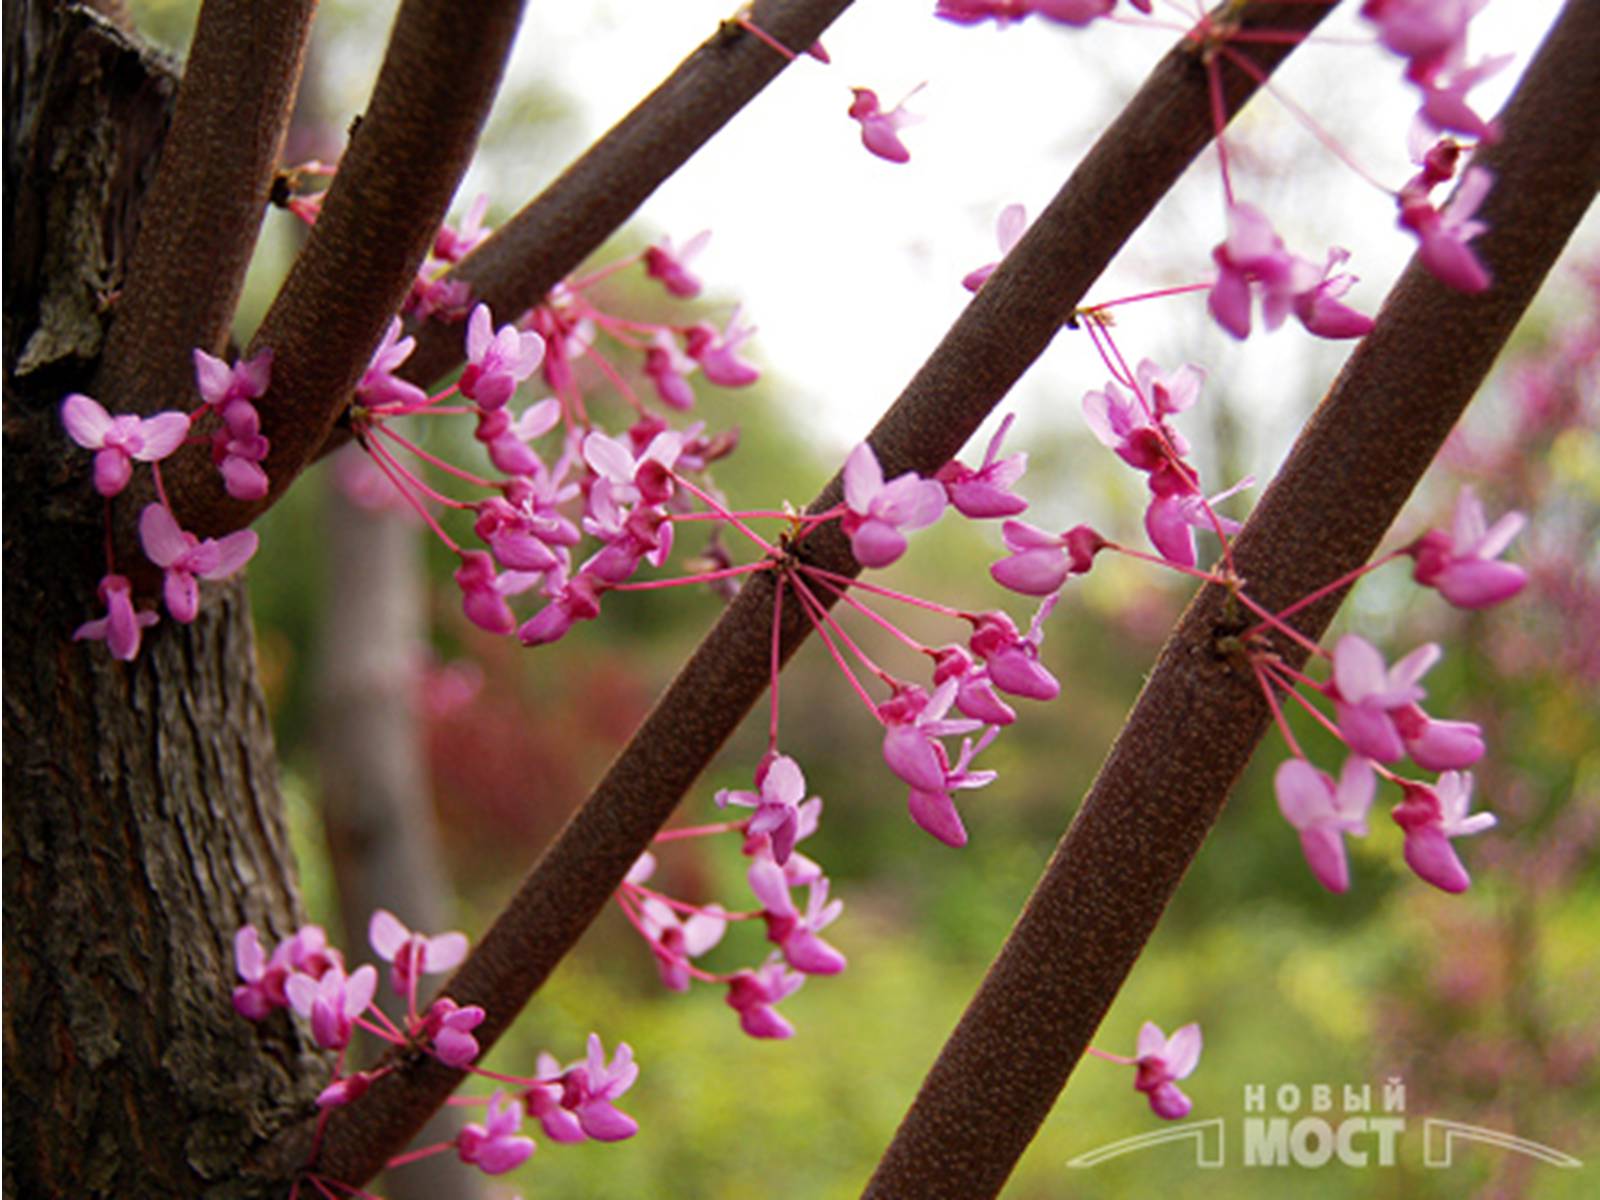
left=318, top=2, right=1584, bottom=483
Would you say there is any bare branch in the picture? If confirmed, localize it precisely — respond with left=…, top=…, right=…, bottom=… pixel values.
left=864, top=5, right=1600, bottom=1195
left=309, top=2, right=1337, bottom=1185
left=92, top=0, right=315, bottom=414
left=163, top=0, right=527, bottom=539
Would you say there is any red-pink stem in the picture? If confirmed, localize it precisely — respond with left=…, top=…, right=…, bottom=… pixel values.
left=372, top=423, right=498, bottom=490
left=1085, top=281, right=1213, bottom=310
left=798, top=565, right=969, bottom=620
left=652, top=820, right=744, bottom=842
left=1251, top=657, right=1305, bottom=760
left=607, top=562, right=771, bottom=592
left=1246, top=549, right=1406, bottom=637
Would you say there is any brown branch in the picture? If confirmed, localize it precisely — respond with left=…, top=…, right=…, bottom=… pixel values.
left=163, top=0, right=527, bottom=540
left=863, top=4, right=1600, bottom=1196
left=91, top=0, right=314, bottom=415
left=309, top=2, right=1338, bottom=1186
left=394, top=0, right=857, bottom=392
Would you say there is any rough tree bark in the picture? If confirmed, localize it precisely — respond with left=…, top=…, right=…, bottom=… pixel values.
left=3, top=7, right=317, bottom=1198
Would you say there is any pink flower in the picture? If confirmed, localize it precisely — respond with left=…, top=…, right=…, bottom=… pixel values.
left=357, top=317, right=427, bottom=409
left=841, top=442, right=946, bottom=568
left=194, top=347, right=272, bottom=413
left=457, top=1090, right=537, bottom=1175
left=60, top=394, right=190, bottom=497
left=969, top=599, right=1060, bottom=702
left=473, top=497, right=563, bottom=574
left=232, top=924, right=346, bottom=1020
left=1393, top=703, right=1484, bottom=771
left=454, top=550, right=518, bottom=635
left=725, top=957, right=805, bottom=1039
left=518, top=571, right=604, bottom=646
left=1391, top=772, right=1495, bottom=892
left=317, top=1071, right=375, bottom=1110
left=368, top=908, right=469, bottom=999
left=684, top=309, right=760, bottom=388
left=716, top=752, right=814, bottom=866
left=460, top=303, right=545, bottom=410
left=433, top=193, right=490, bottom=263
left=1274, top=755, right=1375, bottom=893
left=536, top=1035, right=641, bottom=1142
left=990, top=521, right=1105, bottom=595
left=1293, top=248, right=1375, bottom=339
left=644, top=331, right=699, bottom=410
left=1133, top=1022, right=1203, bottom=1120
left=636, top=897, right=727, bottom=992
left=285, top=962, right=377, bottom=1050
left=1418, top=55, right=1511, bottom=142
left=962, top=204, right=1027, bottom=292
left=1143, top=478, right=1248, bottom=569
left=1399, top=166, right=1493, bottom=293
left=748, top=861, right=847, bottom=975
left=935, top=413, right=1029, bottom=518
left=847, top=86, right=925, bottom=164
left=211, top=400, right=271, bottom=500
left=73, top=574, right=159, bottom=661
left=1408, top=484, right=1527, bottom=607
left=930, top=645, right=1016, bottom=726
left=138, top=504, right=259, bottom=623
left=422, top=997, right=487, bottom=1067
left=644, top=230, right=711, bottom=298
left=878, top=679, right=983, bottom=794
left=906, top=727, right=1000, bottom=848
left=1327, top=635, right=1435, bottom=763
left=1082, top=360, right=1201, bottom=472
left=1361, top=0, right=1479, bottom=83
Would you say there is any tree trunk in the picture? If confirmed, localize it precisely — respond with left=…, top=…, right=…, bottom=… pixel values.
left=4, top=5, right=314, bottom=1196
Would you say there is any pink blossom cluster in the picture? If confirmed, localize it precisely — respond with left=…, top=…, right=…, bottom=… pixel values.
left=230, top=913, right=638, bottom=1186
left=1262, top=488, right=1528, bottom=895
left=61, top=348, right=269, bottom=660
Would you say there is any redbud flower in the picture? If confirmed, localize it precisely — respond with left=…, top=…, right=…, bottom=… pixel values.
left=460, top=303, right=545, bottom=410
left=1293, top=248, right=1375, bottom=339
left=847, top=85, right=925, bottom=164
left=457, top=1090, right=536, bottom=1175
left=644, top=331, right=699, bottom=411
left=936, top=412, right=1029, bottom=518
left=684, top=309, right=760, bottom=388
left=1274, top=755, right=1375, bottom=893
left=317, top=1071, right=375, bottom=1109
left=1361, top=0, right=1476, bottom=83
left=1392, top=771, right=1495, bottom=893
left=541, top=1035, right=641, bottom=1142
left=879, top=679, right=984, bottom=794
left=518, top=571, right=603, bottom=646
left=1419, top=54, right=1511, bottom=143
left=1399, top=166, right=1493, bottom=294
left=60, top=394, right=190, bottom=497
left=73, top=574, right=159, bottom=661
left=990, top=521, right=1105, bottom=595
left=842, top=442, right=947, bottom=568
left=726, top=957, right=805, bottom=1039
left=931, top=645, right=1017, bottom=726
left=1133, top=1022, right=1202, bottom=1120
left=368, top=908, right=469, bottom=999
left=907, top=726, right=1000, bottom=848
left=423, top=997, right=487, bottom=1067
left=285, top=962, right=377, bottom=1050
left=716, top=753, right=813, bottom=865
left=138, top=504, right=259, bottom=623
left=1328, top=635, right=1434, bottom=763
left=194, top=347, right=272, bottom=413
left=1393, top=703, right=1484, bottom=771
left=1143, top=478, right=1248, bottom=570
left=637, top=897, right=727, bottom=992
left=1082, top=359, right=1201, bottom=472
left=936, top=0, right=1119, bottom=27
left=644, top=230, right=711, bottom=298
left=455, top=551, right=518, bottom=635
left=969, top=599, right=1060, bottom=701
left=433, top=193, right=490, bottom=263
left=357, top=317, right=427, bottom=409
left=211, top=400, right=271, bottom=501
left=1408, top=485, right=1527, bottom=608
left=232, top=923, right=344, bottom=1019
left=749, top=861, right=847, bottom=975
left=962, top=204, right=1027, bottom=292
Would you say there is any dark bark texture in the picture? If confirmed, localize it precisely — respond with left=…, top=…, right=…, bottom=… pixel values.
left=4, top=5, right=316, bottom=1197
